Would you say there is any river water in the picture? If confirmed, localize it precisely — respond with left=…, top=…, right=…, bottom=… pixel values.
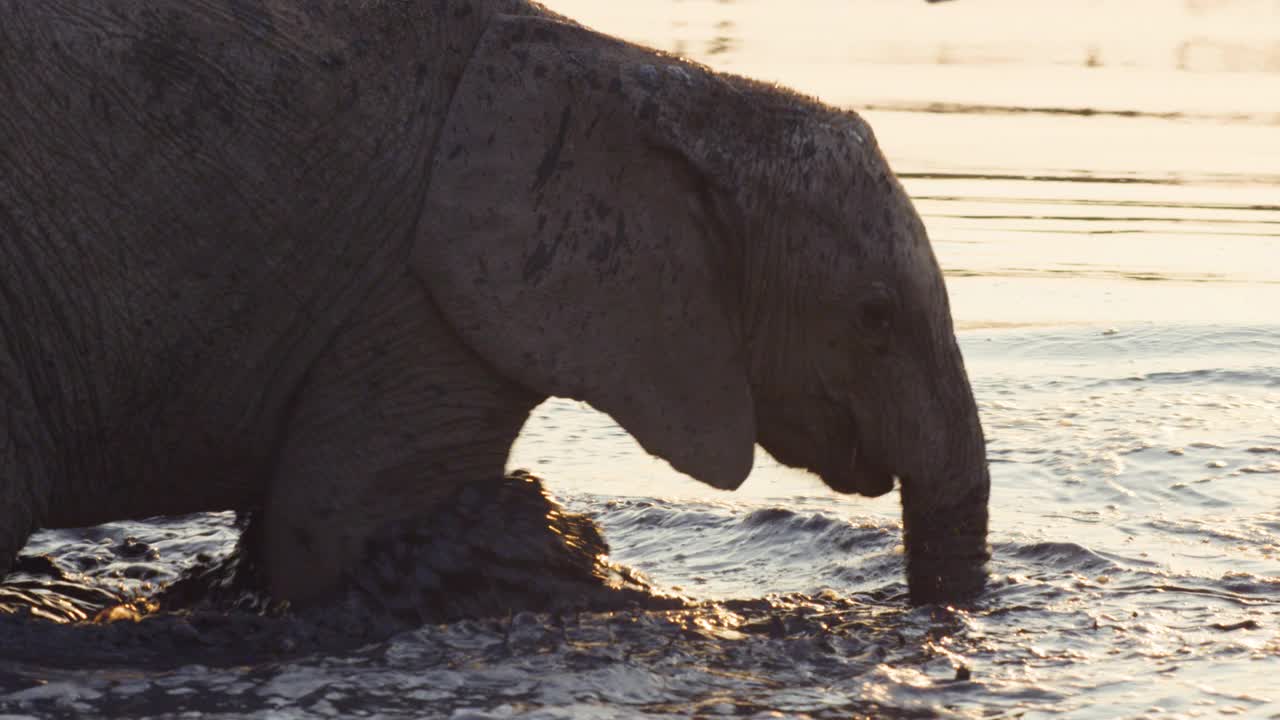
left=3, top=1, right=1279, bottom=718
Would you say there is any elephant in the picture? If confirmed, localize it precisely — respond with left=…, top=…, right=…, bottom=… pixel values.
left=0, top=0, right=989, bottom=608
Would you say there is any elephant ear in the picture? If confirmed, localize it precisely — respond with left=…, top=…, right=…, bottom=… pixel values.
left=417, top=15, right=755, bottom=490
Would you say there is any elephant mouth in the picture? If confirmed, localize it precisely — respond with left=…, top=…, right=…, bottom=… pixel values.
left=754, top=397, right=896, bottom=498
left=815, top=405, right=896, bottom=497
left=820, top=444, right=896, bottom=497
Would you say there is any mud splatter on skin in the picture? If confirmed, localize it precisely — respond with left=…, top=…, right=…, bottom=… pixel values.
left=165, top=471, right=673, bottom=616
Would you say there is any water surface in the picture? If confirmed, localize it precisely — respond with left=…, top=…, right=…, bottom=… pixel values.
left=3, top=1, right=1278, bottom=717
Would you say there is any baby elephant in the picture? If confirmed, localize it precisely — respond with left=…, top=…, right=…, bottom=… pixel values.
left=0, top=0, right=989, bottom=606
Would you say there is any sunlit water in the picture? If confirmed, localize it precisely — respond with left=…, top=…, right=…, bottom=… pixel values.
left=3, top=1, right=1279, bottom=717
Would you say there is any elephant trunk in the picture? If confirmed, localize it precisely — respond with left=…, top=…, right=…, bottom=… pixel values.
left=900, top=381, right=991, bottom=605
left=902, top=474, right=989, bottom=604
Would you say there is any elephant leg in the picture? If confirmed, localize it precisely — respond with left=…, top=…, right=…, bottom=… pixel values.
left=262, top=269, right=541, bottom=605
left=0, top=425, right=32, bottom=580
left=0, top=346, right=48, bottom=579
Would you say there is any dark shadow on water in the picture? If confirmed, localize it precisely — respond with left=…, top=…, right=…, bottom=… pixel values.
left=900, top=169, right=1280, bottom=187
left=913, top=194, right=1280, bottom=214
left=1, top=589, right=965, bottom=719
left=861, top=100, right=1280, bottom=126
left=927, top=212, right=1280, bottom=226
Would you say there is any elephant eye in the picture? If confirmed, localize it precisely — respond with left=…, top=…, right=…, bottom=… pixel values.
left=859, top=298, right=893, bottom=333
left=855, top=290, right=895, bottom=351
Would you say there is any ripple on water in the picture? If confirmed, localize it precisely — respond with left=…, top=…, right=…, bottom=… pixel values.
left=593, top=498, right=905, bottom=598
left=3, top=480, right=1279, bottom=718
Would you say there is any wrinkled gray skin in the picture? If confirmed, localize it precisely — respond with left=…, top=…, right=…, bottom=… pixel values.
left=0, top=0, right=988, bottom=607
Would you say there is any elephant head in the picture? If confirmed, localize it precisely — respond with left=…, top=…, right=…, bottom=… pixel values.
left=420, top=15, right=989, bottom=604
